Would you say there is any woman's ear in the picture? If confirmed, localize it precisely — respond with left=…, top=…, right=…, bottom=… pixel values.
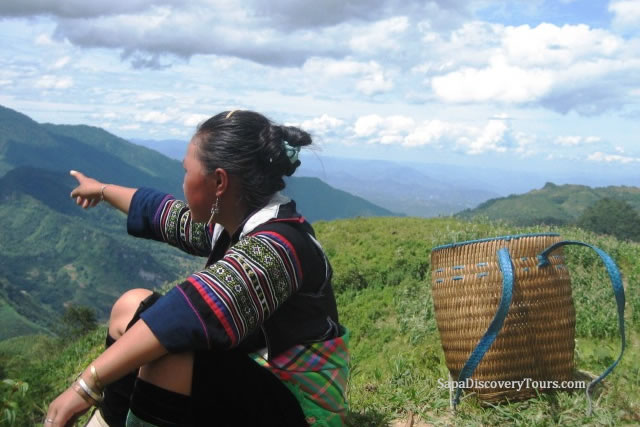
left=212, top=168, right=229, bottom=197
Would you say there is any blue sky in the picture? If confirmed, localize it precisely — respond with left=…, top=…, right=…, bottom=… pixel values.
left=1, top=0, right=639, bottom=179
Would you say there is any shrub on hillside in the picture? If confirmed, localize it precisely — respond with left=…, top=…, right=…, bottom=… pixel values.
left=576, top=198, right=640, bottom=242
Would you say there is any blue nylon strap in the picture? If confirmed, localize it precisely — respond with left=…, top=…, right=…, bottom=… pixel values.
left=453, top=247, right=514, bottom=407
left=537, top=240, right=626, bottom=415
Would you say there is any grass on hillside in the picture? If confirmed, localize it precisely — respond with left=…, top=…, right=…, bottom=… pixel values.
left=315, top=217, right=639, bottom=426
left=1, top=217, right=639, bottom=426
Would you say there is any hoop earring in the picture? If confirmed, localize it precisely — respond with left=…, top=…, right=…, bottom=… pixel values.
left=207, top=197, right=220, bottom=226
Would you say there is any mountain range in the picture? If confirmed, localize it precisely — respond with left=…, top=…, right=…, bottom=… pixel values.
left=131, top=138, right=500, bottom=216
left=457, top=181, right=640, bottom=226
left=133, top=138, right=640, bottom=217
left=0, top=105, right=394, bottom=340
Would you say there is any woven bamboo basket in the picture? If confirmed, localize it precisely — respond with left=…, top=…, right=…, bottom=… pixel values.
left=431, top=233, right=576, bottom=403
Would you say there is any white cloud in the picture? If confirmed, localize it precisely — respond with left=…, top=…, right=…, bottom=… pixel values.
left=0, top=0, right=174, bottom=18
left=35, top=33, right=55, bottom=46
left=134, top=111, right=172, bottom=124
left=404, top=120, right=455, bottom=147
left=304, top=58, right=372, bottom=77
left=4, top=1, right=465, bottom=69
left=356, top=70, right=394, bottom=95
left=349, top=16, right=409, bottom=53
left=120, top=123, right=141, bottom=131
left=353, top=114, right=414, bottom=143
left=555, top=135, right=602, bottom=146
left=609, top=0, right=640, bottom=31
left=502, top=24, right=621, bottom=67
left=587, top=151, right=640, bottom=163
left=432, top=55, right=553, bottom=103
left=351, top=114, right=526, bottom=155
left=300, top=114, right=344, bottom=136
left=135, top=92, right=167, bottom=102
left=51, top=56, right=70, bottom=70
left=303, top=58, right=394, bottom=95
left=462, top=119, right=509, bottom=154
left=35, top=75, right=73, bottom=89
left=426, top=22, right=637, bottom=114
left=183, top=113, right=208, bottom=128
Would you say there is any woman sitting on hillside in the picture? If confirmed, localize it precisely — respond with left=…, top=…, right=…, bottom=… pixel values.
left=45, top=110, right=349, bottom=427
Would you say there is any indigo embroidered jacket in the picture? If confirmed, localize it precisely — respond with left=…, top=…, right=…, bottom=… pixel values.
left=127, top=188, right=341, bottom=357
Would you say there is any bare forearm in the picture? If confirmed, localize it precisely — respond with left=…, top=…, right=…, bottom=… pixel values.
left=80, top=320, right=167, bottom=386
left=47, top=321, right=168, bottom=425
left=101, top=184, right=137, bottom=215
left=70, top=170, right=137, bottom=214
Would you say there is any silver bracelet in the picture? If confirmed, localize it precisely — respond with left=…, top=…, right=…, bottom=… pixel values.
left=77, top=377, right=104, bottom=403
left=100, top=184, right=109, bottom=201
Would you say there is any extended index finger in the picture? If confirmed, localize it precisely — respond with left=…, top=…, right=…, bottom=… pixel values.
left=69, top=170, right=85, bottom=182
left=69, top=170, right=84, bottom=198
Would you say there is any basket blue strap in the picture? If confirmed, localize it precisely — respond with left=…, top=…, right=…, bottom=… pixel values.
left=453, top=247, right=514, bottom=407
left=537, top=240, right=626, bottom=415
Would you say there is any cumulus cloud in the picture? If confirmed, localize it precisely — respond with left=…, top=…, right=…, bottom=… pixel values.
left=356, top=69, right=394, bottom=95
left=183, top=114, right=208, bottom=127
left=352, top=114, right=525, bottom=155
left=460, top=120, right=510, bottom=154
left=303, top=58, right=394, bottom=95
left=134, top=111, right=172, bottom=124
left=34, top=33, right=55, bottom=45
left=50, top=8, right=348, bottom=67
left=587, top=151, right=640, bottom=163
left=5, top=0, right=640, bottom=119
left=0, top=0, right=175, bottom=18
left=248, top=0, right=467, bottom=30
left=51, top=56, right=70, bottom=69
left=432, top=55, right=554, bottom=103
left=555, top=135, right=602, bottom=146
left=300, top=114, right=344, bottom=136
left=35, top=75, right=73, bottom=89
left=424, top=21, right=638, bottom=114
left=1, top=0, right=471, bottom=69
left=609, top=0, right=640, bottom=32
left=349, top=16, right=409, bottom=54
left=353, top=114, right=414, bottom=144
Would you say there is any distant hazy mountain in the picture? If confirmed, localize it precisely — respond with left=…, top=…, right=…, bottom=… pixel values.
left=296, top=155, right=499, bottom=217
left=131, top=138, right=188, bottom=161
left=0, top=105, right=397, bottom=339
left=457, top=182, right=640, bottom=226
left=284, top=176, right=396, bottom=222
left=403, top=161, right=640, bottom=198
left=130, top=140, right=501, bottom=217
left=128, top=139, right=640, bottom=218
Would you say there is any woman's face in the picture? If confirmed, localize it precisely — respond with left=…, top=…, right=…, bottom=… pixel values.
left=183, top=137, right=215, bottom=223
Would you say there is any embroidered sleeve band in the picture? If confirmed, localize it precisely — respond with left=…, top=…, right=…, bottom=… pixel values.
left=127, top=187, right=212, bottom=257
left=140, top=231, right=303, bottom=351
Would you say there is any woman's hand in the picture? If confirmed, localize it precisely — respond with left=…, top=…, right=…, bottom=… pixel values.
left=69, top=170, right=104, bottom=209
left=44, top=385, right=92, bottom=427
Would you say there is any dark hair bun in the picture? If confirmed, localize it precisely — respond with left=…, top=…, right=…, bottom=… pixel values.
left=196, top=110, right=313, bottom=210
left=259, top=124, right=311, bottom=177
